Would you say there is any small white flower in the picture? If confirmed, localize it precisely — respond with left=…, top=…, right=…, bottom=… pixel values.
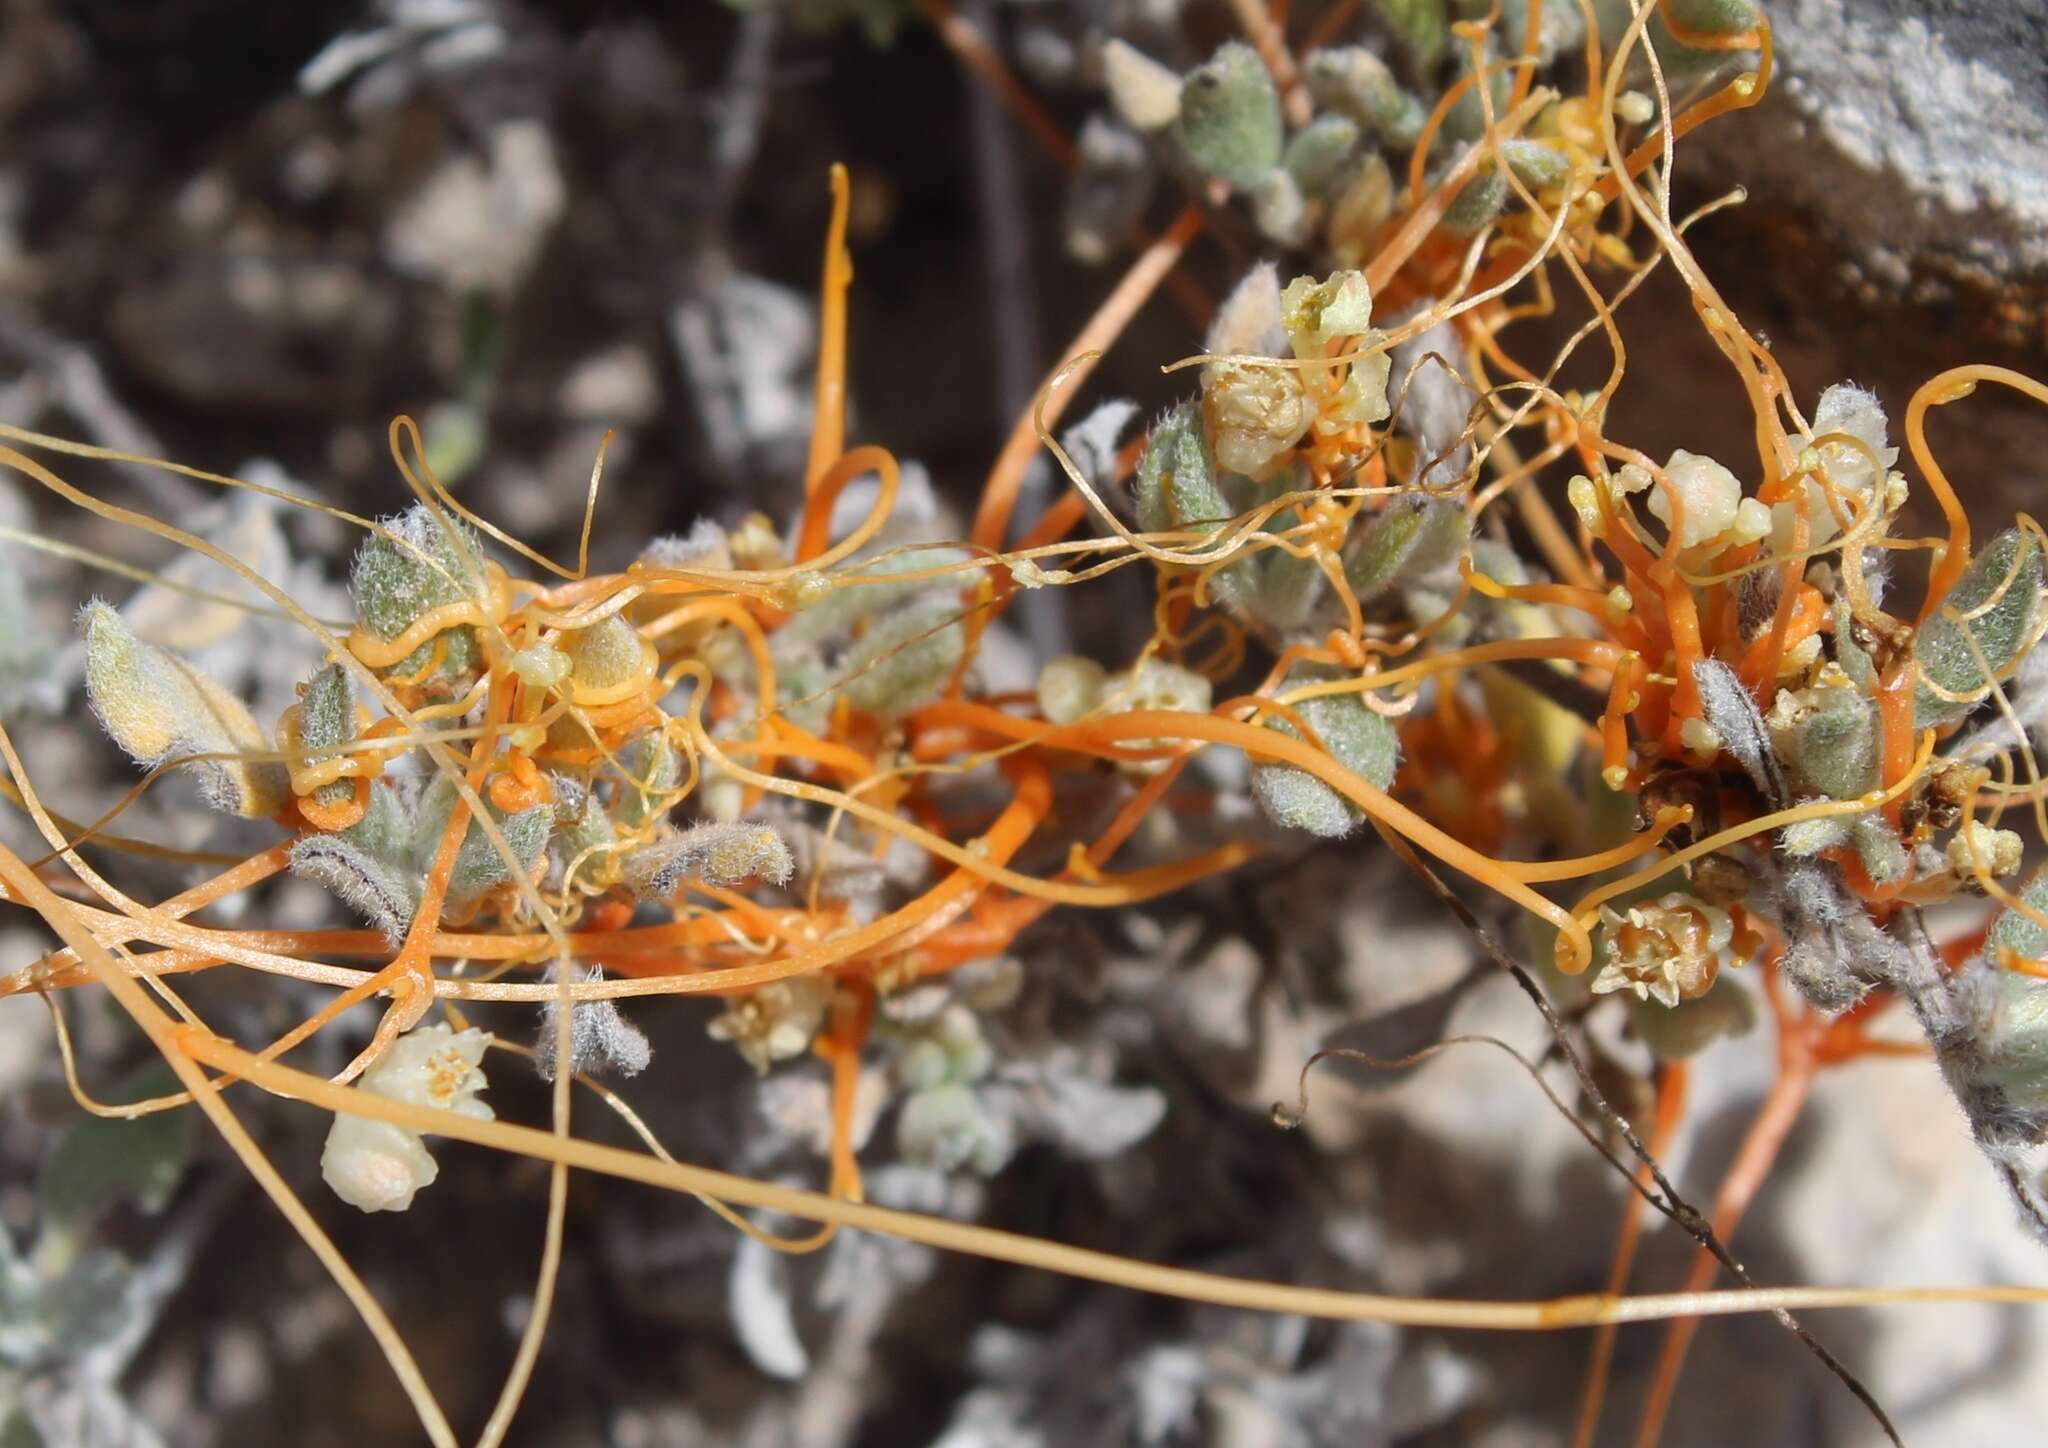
left=1645, top=449, right=1742, bottom=550
left=1592, top=893, right=1733, bottom=1009
left=709, top=975, right=834, bottom=1074
left=321, top=1024, right=493, bottom=1213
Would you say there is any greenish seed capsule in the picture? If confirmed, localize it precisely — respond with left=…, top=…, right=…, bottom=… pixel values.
left=1176, top=42, right=1284, bottom=190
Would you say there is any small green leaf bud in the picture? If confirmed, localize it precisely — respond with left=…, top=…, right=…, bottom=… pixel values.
left=1442, top=43, right=1514, bottom=142
left=1176, top=43, right=1283, bottom=190
left=347, top=780, right=414, bottom=862
left=1304, top=47, right=1427, bottom=148
left=773, top=547, right=974, bottom=647
left=407, top=773, right=551, bottom=905
left=1977, top=970, right=2048, bottom=1114
left=445, top=802, right=551, bottom=907
left=1345, top=496, right=1471, bottom=601
left=1500, top=138, right=1571, bottom=190
left=614, top=730, right=682, bottom=829
left=1988, top=864, right=2048, bottom=964
left=1778, top=814, right=1850, bottom=858
left=299, top=662, right=359, bottom=809
left=1251, top=676, right=1399, bottom=837
left=1850, top=812, right=1908, bottom=885
left=350, top=505, right=486, bottom=687
left=1283, top=113, right=1361, bottom=196
left=1767, top=681, right=1878, bottom=801
left=1440, top=165, right=1508, bottom=234
left=350, top=505, right=480, bottom=641
left=1136, top=402, right=1224, bottom=535
left=1251, top=510, right=1327, bottom=630
left=534, top=964, right=651, bottom=1081
left=299, top=662, right=356, bottom=754
left=554, top=787, right=617, bottom=867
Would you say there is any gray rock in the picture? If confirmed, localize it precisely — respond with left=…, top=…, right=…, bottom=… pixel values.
left=1688, top=0, right=2048, bottom=282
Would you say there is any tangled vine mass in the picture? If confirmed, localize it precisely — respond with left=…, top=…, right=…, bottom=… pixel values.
left=4, top=0, right=2048, bottom=1442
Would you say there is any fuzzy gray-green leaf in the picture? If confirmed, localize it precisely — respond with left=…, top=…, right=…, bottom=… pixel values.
left=1283, top=114, right=1361, bottom=196
left=1915, top=527, right=2046, bottom=727
left=836, top=597, right=966, bottom=716
left=291, top=833, right=422, bottom=937
left=1345, top=496, right=1471, bottom=601
left=1251, top=680, right=1400, bottom=838
left=1371, top=0, right=1448, bottom=73
left=1988, top=864, right=2048, bottom=964
left=1136, top=403, right=1225, bottom=537
left=1176, top=43, right=1283, bottom=190
left=1304, top=47, right=1427, bottom=147
left=1788, top=688, right=1879, bottom=800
